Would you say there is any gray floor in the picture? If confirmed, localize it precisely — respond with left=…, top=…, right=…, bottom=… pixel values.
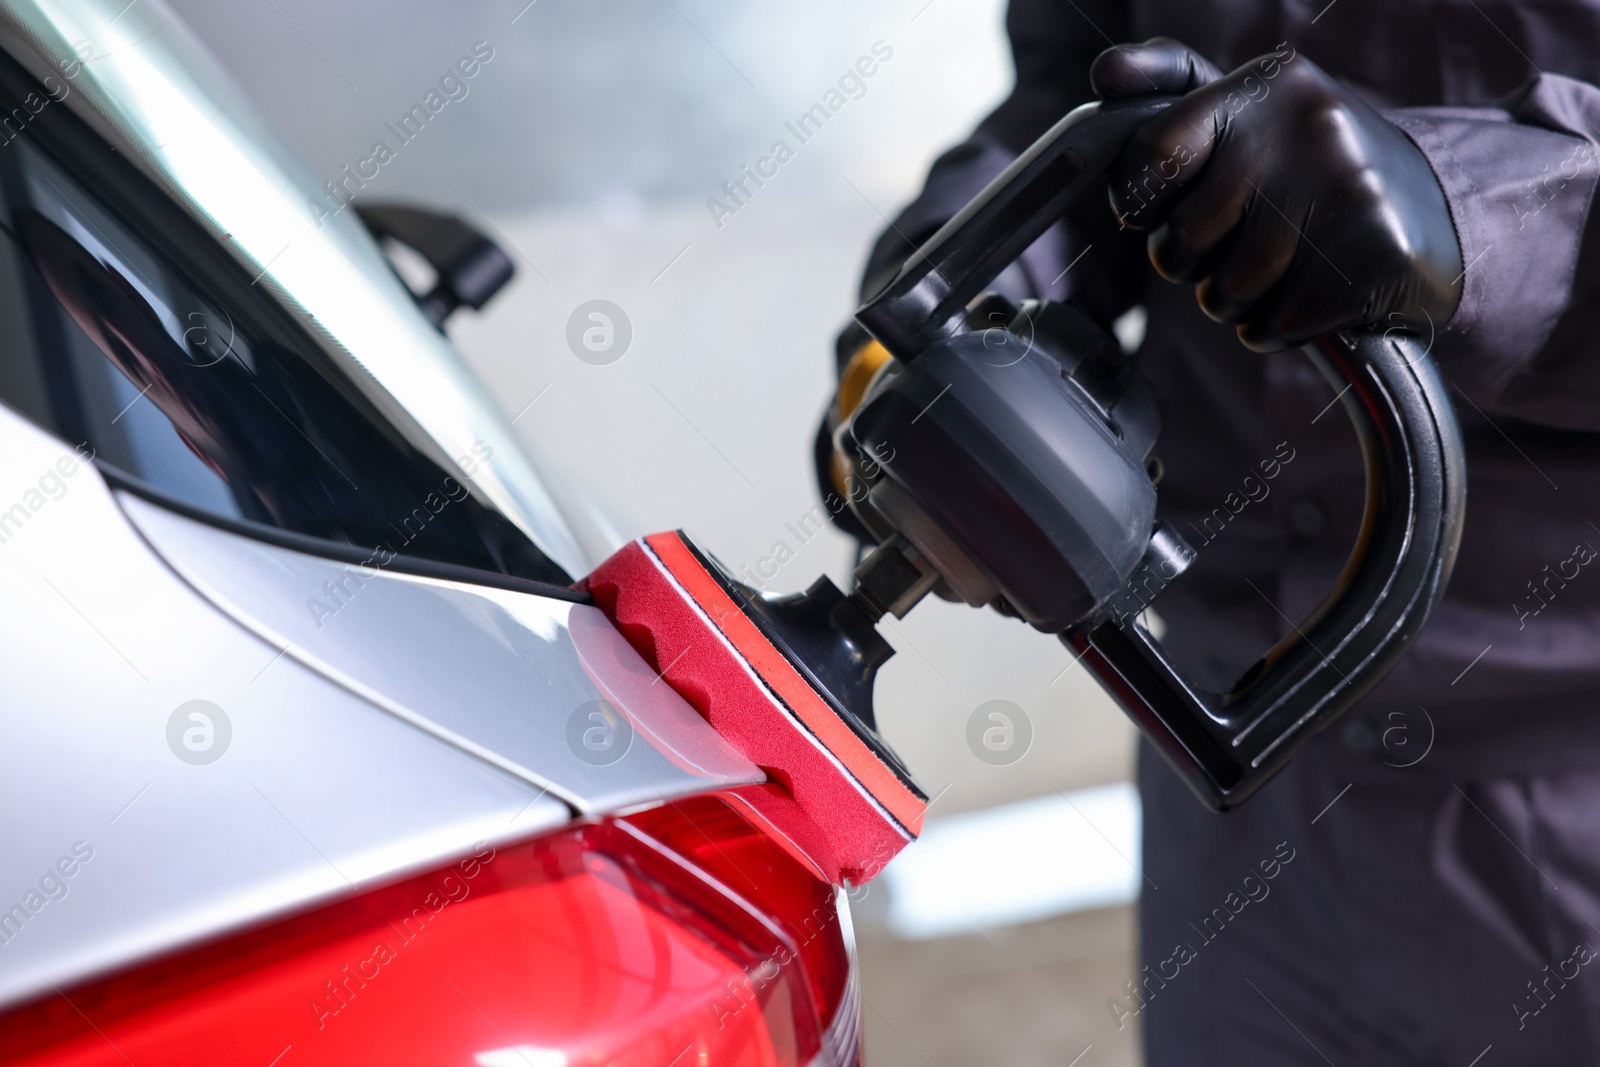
left=163, top=3, right=1147, bottom=1062
left=857, top=905, right=1142, bottom=1067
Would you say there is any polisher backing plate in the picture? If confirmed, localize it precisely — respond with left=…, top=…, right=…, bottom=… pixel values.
left=584, top=531, right=925, bottom=885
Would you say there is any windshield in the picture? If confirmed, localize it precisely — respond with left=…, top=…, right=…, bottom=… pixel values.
left=0, top=49, right=571, bottom=586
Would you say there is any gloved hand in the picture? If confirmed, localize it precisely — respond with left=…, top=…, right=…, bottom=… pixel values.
left=1090, top=39, right=1463, bottom=351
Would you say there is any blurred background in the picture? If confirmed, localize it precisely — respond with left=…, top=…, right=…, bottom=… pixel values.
left=162, top=2, right=1143, bottom=1062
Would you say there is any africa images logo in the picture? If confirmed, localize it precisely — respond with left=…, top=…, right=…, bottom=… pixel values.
left=166, top=700, right=232, bottom=766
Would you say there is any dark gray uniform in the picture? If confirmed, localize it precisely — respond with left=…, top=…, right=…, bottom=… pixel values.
left=854, top=1, right=1600, bottom=1060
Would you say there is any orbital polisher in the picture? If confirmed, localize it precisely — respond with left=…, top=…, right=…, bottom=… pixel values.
left=584, top=97, right=1466, bottom=885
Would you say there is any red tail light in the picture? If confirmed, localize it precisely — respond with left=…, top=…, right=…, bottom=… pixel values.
left=623, top=790, right=859, bottom=1059
left=0, top=793, right=861, bottom=1067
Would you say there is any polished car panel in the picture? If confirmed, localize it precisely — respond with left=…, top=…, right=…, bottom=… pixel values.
left=118, top=491, right=764, bottom=814
left=0, top=401, right=568, bottom=1010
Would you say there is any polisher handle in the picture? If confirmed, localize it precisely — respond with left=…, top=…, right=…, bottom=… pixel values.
left=1073, top=328, right=1465, bottom=810
left=855, top=98, right=1466, bottom=811
left=856, top=96, right=1173, bottom=361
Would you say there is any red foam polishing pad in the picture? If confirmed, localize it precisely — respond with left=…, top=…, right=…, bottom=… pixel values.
left=584, top=532, right=924, bottom=885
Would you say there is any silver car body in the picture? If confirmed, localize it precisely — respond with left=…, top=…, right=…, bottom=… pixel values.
left=0, top=0, right=764, bottom=1011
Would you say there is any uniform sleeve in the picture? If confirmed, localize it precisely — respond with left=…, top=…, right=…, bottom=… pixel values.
left=858, top=0, right=1143, bottom=327
left=1389, top=73, right=1600, bottom=431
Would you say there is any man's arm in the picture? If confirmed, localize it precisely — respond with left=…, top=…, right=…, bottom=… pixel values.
left=1391, top=76, right=1600, bottom=431
left=1088, top=37, right=1600, bottom=432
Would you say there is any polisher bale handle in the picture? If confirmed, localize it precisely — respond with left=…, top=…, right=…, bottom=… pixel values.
left=1074, top=328, right=1465, bottom=810
left=856, top=96, right=1173, bottom=362
left=855, top=98, right=1466, bottom=811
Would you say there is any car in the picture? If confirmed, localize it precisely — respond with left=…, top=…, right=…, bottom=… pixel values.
left=0, top=1, right=863, bottom=1064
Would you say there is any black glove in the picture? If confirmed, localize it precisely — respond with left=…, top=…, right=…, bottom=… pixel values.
left=1090, top=39, right=1463, bottom=351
